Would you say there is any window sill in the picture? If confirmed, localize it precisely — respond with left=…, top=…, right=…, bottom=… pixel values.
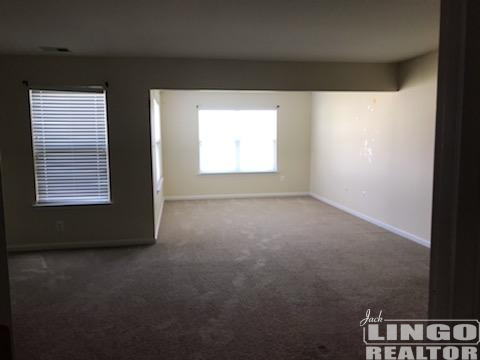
left=33, top=200, right=113, bottom=208
left=198, top=171, right=278, bottom=175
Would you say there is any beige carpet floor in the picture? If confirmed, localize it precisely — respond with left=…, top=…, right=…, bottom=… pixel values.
left=9, top=196, right=429, bottom=360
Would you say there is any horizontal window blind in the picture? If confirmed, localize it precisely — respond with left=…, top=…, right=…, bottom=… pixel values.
left=29, top=89, right=111, bottom=205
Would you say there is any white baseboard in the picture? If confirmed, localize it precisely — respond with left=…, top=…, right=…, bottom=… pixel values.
left=154, top=198, right=164, bottom=240
left=165, top=192, right=310, bottom=201
left=8, top=238, right=156, bottom=253
left=309, top=193, right=431, bottom=248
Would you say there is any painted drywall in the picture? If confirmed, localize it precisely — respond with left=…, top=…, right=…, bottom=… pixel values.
left=0, top=55, right=396, bottom=249
left=310, top=51, right=438, bottom=243
left=150, top=90, right=164, bottom=239
left=161, top=91, right=311, bottom=197
left=0, top=166, right=13, bottom=353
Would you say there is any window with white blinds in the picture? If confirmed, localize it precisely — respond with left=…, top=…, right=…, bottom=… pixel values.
left=29, top=89, right=111, bottom=205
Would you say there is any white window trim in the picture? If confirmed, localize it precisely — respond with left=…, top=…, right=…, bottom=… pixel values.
left=32, top=199, right=112, bottom=207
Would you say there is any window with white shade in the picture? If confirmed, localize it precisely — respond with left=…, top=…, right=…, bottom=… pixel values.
left=29, top=89, right=111, bottom=205
left=198, top=108, right=277, bottom=174
left=152, top=97, right=162, bottom=191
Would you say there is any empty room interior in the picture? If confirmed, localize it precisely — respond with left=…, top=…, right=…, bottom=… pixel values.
left=0, top=1, right=441, bottom=359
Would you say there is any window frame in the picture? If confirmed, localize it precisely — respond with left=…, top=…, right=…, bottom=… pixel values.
left=28, top=86, right=113, bottom=207
left=197, top=106, right=279, bottom=175
left=151, top=97, right=163, bottom=193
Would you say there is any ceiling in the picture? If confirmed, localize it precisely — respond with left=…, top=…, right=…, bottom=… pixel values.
left=0, top=0, right=440, bottom=62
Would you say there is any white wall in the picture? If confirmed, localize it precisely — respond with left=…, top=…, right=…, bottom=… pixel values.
left=310, top=52, right=438, bottom=244
left=161, top=91, right=311, bottom=197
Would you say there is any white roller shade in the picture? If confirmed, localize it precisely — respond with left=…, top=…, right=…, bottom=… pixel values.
left=198, top=109, right=277, bottom=174
left=29, top=89, right=111, bottom=205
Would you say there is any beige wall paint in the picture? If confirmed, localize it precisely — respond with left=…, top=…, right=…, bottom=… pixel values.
left=161, top=91, right=311, bottom=197
left=0, top=167, right=12, bottom=334
left=0, top=55, right=395, bottom=248
left=310, top=52, right=438, bottom=243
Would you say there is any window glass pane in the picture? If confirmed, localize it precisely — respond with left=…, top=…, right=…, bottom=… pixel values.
left=152, top=98, right=162, bottom=185
left=199, top=140, right=237, bottom=173
left=239, top=139, right=276, bottom=172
